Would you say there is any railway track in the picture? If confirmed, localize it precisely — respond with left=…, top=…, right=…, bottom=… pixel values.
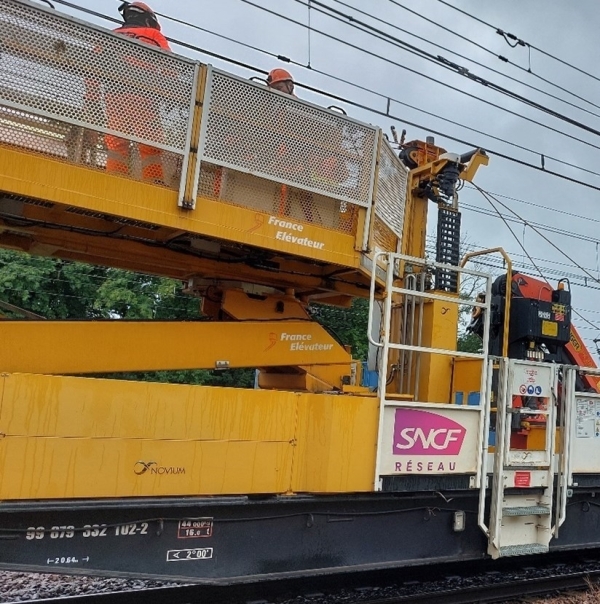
left=14, top=561, right=600, bottom=604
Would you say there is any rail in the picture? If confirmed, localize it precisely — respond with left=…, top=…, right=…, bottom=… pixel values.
left=22, top=556, right=600, bottom=604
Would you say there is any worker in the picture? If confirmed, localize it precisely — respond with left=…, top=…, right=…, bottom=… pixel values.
left=104, top=2, right=171, bottom=184
left=264, top=67, right=348, bottom=224
left=266, top=68, right=295, bottom=95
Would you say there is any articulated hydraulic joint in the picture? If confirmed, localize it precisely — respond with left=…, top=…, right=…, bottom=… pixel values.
left=398, top=136, right=488, bottom=294
left=400, top=137, right=489, bottom=205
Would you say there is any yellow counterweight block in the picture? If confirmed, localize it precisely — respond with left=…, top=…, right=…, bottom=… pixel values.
left=0, top=373, right=378, bottom=499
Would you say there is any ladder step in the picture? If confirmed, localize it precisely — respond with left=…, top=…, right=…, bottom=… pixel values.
left=508, top=409, right=549, bottom=416
left=502, top=505, right=551, bottom=517
left=499, top=544, right=549, bottom=557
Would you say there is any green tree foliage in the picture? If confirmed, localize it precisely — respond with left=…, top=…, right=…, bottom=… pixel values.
left=0, top=249, right=253, bottom=387
left=0, top=249, right=201, bottom=320
left=457, top=331, right=482, bottom=353
left=310, top=298, right=370, bottom=360
left=0, top=250, right=103, bottom=319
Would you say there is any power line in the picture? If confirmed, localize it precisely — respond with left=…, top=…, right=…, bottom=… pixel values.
left=473, top=185, right=600, bottom=331
left=426, top=236, right=600, bottom=293
left=393, top=0, right=600, bottom=113
left=389, top=0, right=514, bottom=63
left=438, top=240, right=600, bottom=336
left=479, top=190, right=550, bottom=284
left=426, top=235, right=600, bottom=285
left=461, top=203, right=600, bottom=247
left=326, top=0, right=600, bottom=122
left=434, top=0, right=600, bottom=88
left=289, top=0, right=600, bottom=145
left=463, top=185, right=600, bottom=226
left=425, top=241, right=600, bottom=345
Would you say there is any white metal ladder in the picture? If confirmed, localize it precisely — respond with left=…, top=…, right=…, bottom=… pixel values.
left=368, top=252, right=493, bottom=491
left=487, top=359, right=561, bottom=558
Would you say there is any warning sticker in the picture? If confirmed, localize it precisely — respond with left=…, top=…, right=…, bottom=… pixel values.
left=541, top=320, right=558, bottom=337
left=576, top=398, right=600, bottom=439
left=514, top=471, right=531, bottom=487
left=511, top=364, right=552, bottom=397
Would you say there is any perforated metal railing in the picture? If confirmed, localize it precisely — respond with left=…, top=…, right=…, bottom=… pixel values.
left=369, top=139, right=408, bottom=255
left=199, top=68, right=379, bottom=209
left=375, top=139, right=408, bottom=242
left=197, top=163, right=358, bottom=234
left=0, top=0, right=410, bottom=251
left=0, top=0, right=197, bottom=190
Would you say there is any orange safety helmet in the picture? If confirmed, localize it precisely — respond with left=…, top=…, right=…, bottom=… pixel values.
left=118, top=2, right=161, bottom=30
left=266, top=68, right=294, bottom=86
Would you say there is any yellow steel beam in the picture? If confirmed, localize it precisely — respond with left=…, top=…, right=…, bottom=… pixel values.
left=460, top=150, right=490, bottom=183
left=0, top=145, right=359, bottom=268
left=0, top=320, right=351, bottom=374
left=0, top=223, right=372, bottom=301
left=0, top=224, right=327, bottom=290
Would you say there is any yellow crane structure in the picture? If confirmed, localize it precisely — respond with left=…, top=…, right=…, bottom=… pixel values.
left=8, top=0, right=599, bottom=582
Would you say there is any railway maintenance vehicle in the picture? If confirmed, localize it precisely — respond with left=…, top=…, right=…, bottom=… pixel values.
left=1, top=0, right=600, bottom=582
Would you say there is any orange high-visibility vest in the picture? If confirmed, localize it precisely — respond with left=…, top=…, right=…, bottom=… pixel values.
left=104, top=25, right=171, bottom=183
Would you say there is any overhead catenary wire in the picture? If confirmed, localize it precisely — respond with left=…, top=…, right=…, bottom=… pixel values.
left=427, top=246, right=600, bottom=338
left=424, top=240, right=600, bottom=346
left=311, top=0, right=600, bottom=131
left=479, top=192, right=551, bottom=283
left=282, top=0, right=600, bottom=147
left=393, top=0, right=600, bottom=113
left=424, top=233, right=600, bottom=285
left=463, top=185, right=600, bottom=226
left=474, top=185, right=600, bottom=332
left=433, top=0, right=600, bottom=88
left=326, top=0, right=600, bottom=122
left=460, top=203, right=600, bottom=248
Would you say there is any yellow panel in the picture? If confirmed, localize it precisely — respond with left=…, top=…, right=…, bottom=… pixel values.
left=451, top=359, right=483, bottom=405
left=0, top=437, right=293, bottom=499
left=0, top=373, right=380, bottom=499
left=0, top=373, right=298, bottom=440
left=418, top=299, right=459, bottom=404
left=293, top=394, right=378, bottom=492
left=0, top=373, right=297, bottom=498
left=0, top=146, right=359, bottom=267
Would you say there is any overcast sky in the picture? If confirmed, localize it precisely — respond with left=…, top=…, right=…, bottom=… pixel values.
left=60, top=0, right=600, bottom=355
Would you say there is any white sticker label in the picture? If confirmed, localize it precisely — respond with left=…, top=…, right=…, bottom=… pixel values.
left=576, top=398, right=600, bottom=439
left=166, top=548, right=213, bottom=562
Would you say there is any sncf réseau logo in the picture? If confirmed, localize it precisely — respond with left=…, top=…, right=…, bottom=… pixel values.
left=392, top=409, right=466, bottom=456
left=134, top=461, right=186, bottom=476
